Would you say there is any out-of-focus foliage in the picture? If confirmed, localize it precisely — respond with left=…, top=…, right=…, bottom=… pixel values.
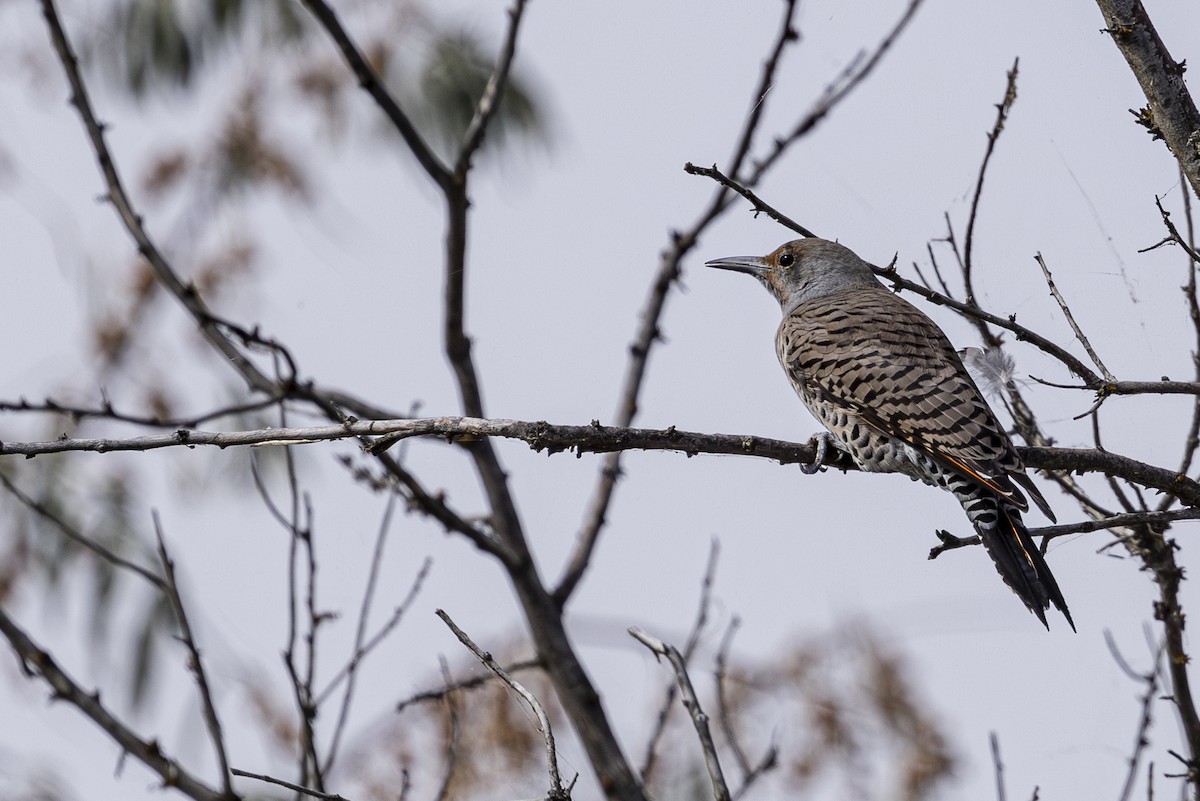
left=96, top=0, right=548, bottom=164
left=104, top=0, right=304, bottom=95
left=416, top=29, right=545, bottom=159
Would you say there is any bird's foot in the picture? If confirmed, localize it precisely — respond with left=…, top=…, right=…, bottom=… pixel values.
left=800, top=432, right=836, bottom=475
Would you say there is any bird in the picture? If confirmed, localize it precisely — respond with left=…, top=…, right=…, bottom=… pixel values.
left=706, top=237, right=1073, bottom=630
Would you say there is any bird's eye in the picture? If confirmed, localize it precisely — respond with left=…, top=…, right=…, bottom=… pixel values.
left=778, top=252, right=795, bottom=267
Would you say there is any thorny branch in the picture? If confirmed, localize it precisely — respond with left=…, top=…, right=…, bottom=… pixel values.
left=3, top=416, right=1198, bottom=507
left=1095, top=0, right=1200, bottom=198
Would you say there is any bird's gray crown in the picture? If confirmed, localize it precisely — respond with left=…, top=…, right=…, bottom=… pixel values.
left=706, top=238, right=882, bottom=315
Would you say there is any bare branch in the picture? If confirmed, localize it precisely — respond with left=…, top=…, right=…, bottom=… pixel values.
left=6, top=417, right=1200, bottom=507
left=1108, top=632, right=1163, bottom=801
left=322, top=505, right=432, bottom=772
left=682, top=163, right=816, bottom=237
left=963, top=59, right=1019, bottom=308
left=991, top=732, right=1007, bottom=801
left=433, top=657, right=462, bottom=801
left=641, top=540, right=720, bottom=783
left=1095, top=0, right=1200, bottom=198
left=0, top=394, right=287, bottom=430
left=395, top=657, right=542, bottom=713
left=930, top=507, right=1200, bottom=559
left=554, top=0, right=805, bottom=607
left=38, top=0, right=278, bottom=398
left=1034, top=253, right=1115, bottom=381
left=231, top=768, right=350, bottom=801
left=318, top=556, right=432, bottom=707
left=0, top=607, right=227, bottom=801
left=629, top=627, right=731, bottom=801
left=455, top=0, right=530, bottom=174
left=713, top=619, right=779, bottom=800
left=436, top=610, right=568, bottom=800
left=297, top=0, right=451, bottom=190
left=153, top=513, right=232, bottom=794
left=0, top=472, right=164, bottom=590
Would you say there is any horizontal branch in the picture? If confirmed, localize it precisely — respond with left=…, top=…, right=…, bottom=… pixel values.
left=930, top=506, right=1200, bottom=558
left=4, top=416, right=1199, bottom=508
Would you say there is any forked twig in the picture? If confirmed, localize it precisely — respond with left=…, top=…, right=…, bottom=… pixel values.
left=630, top=627, right=731, bottom=801
left=436, top=610, right=568, bottom=800
left=642, top=540, right=721, bottom=782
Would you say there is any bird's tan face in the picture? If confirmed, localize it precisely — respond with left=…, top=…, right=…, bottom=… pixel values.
left=707, top=238, right=881, bottom=314
left=705, top=240, right=809, bottom=308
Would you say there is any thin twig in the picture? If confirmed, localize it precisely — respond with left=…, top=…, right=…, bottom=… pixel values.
left=1035, top=252, right=1115, bottom=381
left=929, top=506, right=1200, bottom=558
left=322, top=506, right=433, bottom=773
left=231, top=768, right=351, bottom=801
left=153, top=513, right=232, bottom=794
left=0, top=472, right=164, bottom=589
left=40, top=0, right=407, bottom=432
left=991, top=732, right=1006, bottom=801
left=629, top=627, right=731, bottom=801
left=1157, top=187, right=1200, bottom=514
left=714, top=618, right=750, bottom=779
left=38, top=0, right=278, bottom=399
left=318, top=557, right=433, bottom=707
left=1107, top=631, right=1164, bottom=801
left=432, top=657, right=462, bottom=801
left=641, top=540, right=721, bottom=782
left=682, top=164, right=816, bottom=237
left=436, top=610, right=568, bottom=800
left=713, top=618, right=780, bottom=800
left=962, top=59, right=1019, bottom=307
left=395, top=656, right=542, bottom=713
left=298, top=0, right=450, bottom=190
left=0, top=394, right=287, bottom=430
left=455, top=0, right=530, bottom=175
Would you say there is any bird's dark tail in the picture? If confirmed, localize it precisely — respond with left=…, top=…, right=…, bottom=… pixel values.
left=954, top=484, right=1074, bottom=630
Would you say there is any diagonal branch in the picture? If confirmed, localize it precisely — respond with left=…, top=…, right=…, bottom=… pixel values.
left=298, top=0, right=451, bottom=190
left=154, top=513, right=233, bottom=795
left=455, top=0, right=530, bottom=175
left=555, top=0, right=806, bottom=606
left=38, top=0, right=273, bottom=398
left=0, top=606, right=229, bottom=801
left=1095, top=0, right=1200, bottom=199
left=1035, top=252, right=1115, bottom=382
left=629, top=627, right=731, bottom=801
left=962, top=58, right=1019, bottom=308
left=437, top=609, right=568, bottom=800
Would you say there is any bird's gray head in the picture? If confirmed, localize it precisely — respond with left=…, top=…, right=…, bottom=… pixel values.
left=706, top=238, right=881, bottom=315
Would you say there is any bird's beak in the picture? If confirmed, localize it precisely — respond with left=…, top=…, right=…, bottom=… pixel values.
left=705, top=255, right=770, bottom=277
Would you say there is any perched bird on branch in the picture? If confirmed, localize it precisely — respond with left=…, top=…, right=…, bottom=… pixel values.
left=707, top=238, right=1073, bottom=630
